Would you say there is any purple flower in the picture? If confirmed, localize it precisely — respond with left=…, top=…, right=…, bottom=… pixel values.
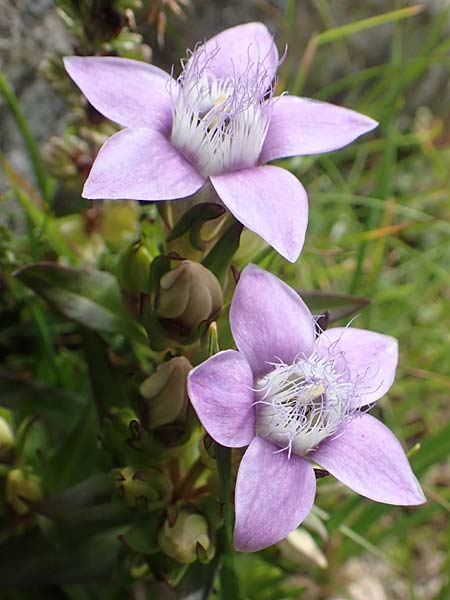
left=64, top=23, right=377, bottom=262
left=188, top=265, right=425, bottom=552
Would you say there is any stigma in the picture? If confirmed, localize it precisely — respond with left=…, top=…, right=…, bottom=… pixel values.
left=254, top=353, right=356, bottom=457
left=170, top=45, right=274, bottom=178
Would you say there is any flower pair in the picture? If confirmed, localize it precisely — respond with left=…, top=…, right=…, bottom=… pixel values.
left=64, top=22, right=376, bottom=262
left=65, top=22, right=425, bottom=553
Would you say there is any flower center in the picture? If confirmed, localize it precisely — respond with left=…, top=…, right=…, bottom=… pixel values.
left=254, top=353, right=354, bottom=457
left=170, top=45, right=274, bottom=178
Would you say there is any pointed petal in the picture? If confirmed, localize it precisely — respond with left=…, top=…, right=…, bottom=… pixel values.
left=229, top=265, right=315, bottom=378
left=64, top=56, right=174, bottom=132
left=200, top=22, right=278, bottom=82
left=316, top=327, right=398, bottom=407
left=211, top=165, right=308, bottom=262
left=312, top=414, right=425, bottom=505
left=188, top=350, right=255, bottom=447
left=260, top=96, right=378, bottom=163
left=83, top=128, right=205, bottom=201
left=234, top=437, right=316, bottom=552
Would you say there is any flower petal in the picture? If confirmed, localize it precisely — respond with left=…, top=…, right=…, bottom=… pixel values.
left=200, top=22, right=279, bottom=82
left=316, top=327, right=398, bottom=407
left=64, top=56, right=174, bottom=133
left=312, top=414, right=425, bottom=505
left=83, top=128, right=205, bottom=201
left=188, top=350, right=255, bottom=447
left=234, top=436, right=316, bottom=552
left=229, top=265, right=315, bottom=378
left=211, top=165, right=308, bottom=262
left=260, top=96, right=378, bottom=163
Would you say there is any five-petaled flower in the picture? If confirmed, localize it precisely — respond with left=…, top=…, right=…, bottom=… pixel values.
left=64, top=22, right=377, bottom=262
left=188, top=265, right=425, bottom=552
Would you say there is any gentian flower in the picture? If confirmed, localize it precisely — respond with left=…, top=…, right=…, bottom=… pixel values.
left=188, top=265, right=425, bottom=552
left=64, top=22, right=377, bottom=262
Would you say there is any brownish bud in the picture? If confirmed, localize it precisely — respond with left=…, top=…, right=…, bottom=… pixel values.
left=155, top=261, right=222, bottom=339
left=139, top=357, right=192, bottom=429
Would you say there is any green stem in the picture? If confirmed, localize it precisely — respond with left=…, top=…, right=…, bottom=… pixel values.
left=0, top=69, right=52, bottom=203
left=216, top=444, right=242, bottom=599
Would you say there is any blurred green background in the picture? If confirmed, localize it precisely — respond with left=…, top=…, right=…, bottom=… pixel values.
left=1, top=1, right=449, bottom=598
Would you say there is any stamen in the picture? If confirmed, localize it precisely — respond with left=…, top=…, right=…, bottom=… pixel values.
left=254, top=353, right=356, bottom=457
left=170, top=43, right=274, bottom=177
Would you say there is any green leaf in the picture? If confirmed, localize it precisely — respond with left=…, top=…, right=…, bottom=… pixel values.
left=298, top=290, right=370, bottom=323
left=13, top=262, right=148, bottom=345
left=0, top=530, right=121, bottom=586
left=82, top=329, right=125, bottom=418
left=48, top=399, right=101, bottom=491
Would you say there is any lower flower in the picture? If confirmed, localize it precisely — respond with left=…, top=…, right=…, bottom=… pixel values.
left=187, top=265, right=425, bottom=552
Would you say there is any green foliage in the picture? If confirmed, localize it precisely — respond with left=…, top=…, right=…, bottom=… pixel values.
left=0, top=1, right=449, bottom=598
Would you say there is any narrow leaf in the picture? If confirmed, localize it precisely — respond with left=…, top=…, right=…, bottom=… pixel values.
left=14, top=262, right=148, bottom=345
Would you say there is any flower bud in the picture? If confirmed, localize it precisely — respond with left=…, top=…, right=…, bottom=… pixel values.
left=5, top=467, right=43, bottom=515
left=155, top=261, right=223, bottom=339
left=57, top=214, right=105, bottom=264
left=140, top=357, right=192, bottom=429
left=117, top=242, right=152, bottom=294
left=113, top=465, right=170, bottom=508
left=100, top=201, right=139, bottom=248
left=278, top=528, right=328, bottom=569
left=158, top=511, right=214, bottom=564
left=0, top=416, right=14, bottom=458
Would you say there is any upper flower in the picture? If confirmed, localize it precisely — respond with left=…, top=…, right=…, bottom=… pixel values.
left=64, top=22, right=377, bottom=262
left=187, top=265, right=425, bottom=552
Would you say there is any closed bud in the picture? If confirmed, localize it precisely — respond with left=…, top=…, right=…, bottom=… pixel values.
left=118, top=242, right=152, bottom=294
left=140, top=357, right=192, bottom=429
left=278, top=529, right=328, bottom=570
left=5, top=467, right=43, bottom=515
left=113, top=465, right=170, bottom=508
left=155, top=261, right=223, bottom=339
left=0, top=416, right=14, bottom=458
left=158, top=511, right=214, bottom=564
left=100, top=202, right=139, bottom=248
left=57, top=214, right=104, bottom=264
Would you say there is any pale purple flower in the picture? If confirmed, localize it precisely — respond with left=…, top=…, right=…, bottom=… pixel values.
left=64, top=23, right=377, bottom=262
left=188, top=265, right=425, bottom=552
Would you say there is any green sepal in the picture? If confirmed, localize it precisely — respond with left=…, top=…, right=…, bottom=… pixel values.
left=202, top=220, right=243, bottom=284
left=299, top=289, right=370, bottom=324
left=166, top=203, right=226, bottom=251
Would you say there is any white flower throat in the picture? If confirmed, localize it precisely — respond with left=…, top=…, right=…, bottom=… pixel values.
left=170, top=46, right=274, bottom=178
left=255, top=353, right=354, bottom=457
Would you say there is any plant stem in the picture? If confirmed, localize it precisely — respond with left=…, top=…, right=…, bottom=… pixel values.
left=216, top=444, right=242, bottom=599
left=0, top=69, right=52, bottom=203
